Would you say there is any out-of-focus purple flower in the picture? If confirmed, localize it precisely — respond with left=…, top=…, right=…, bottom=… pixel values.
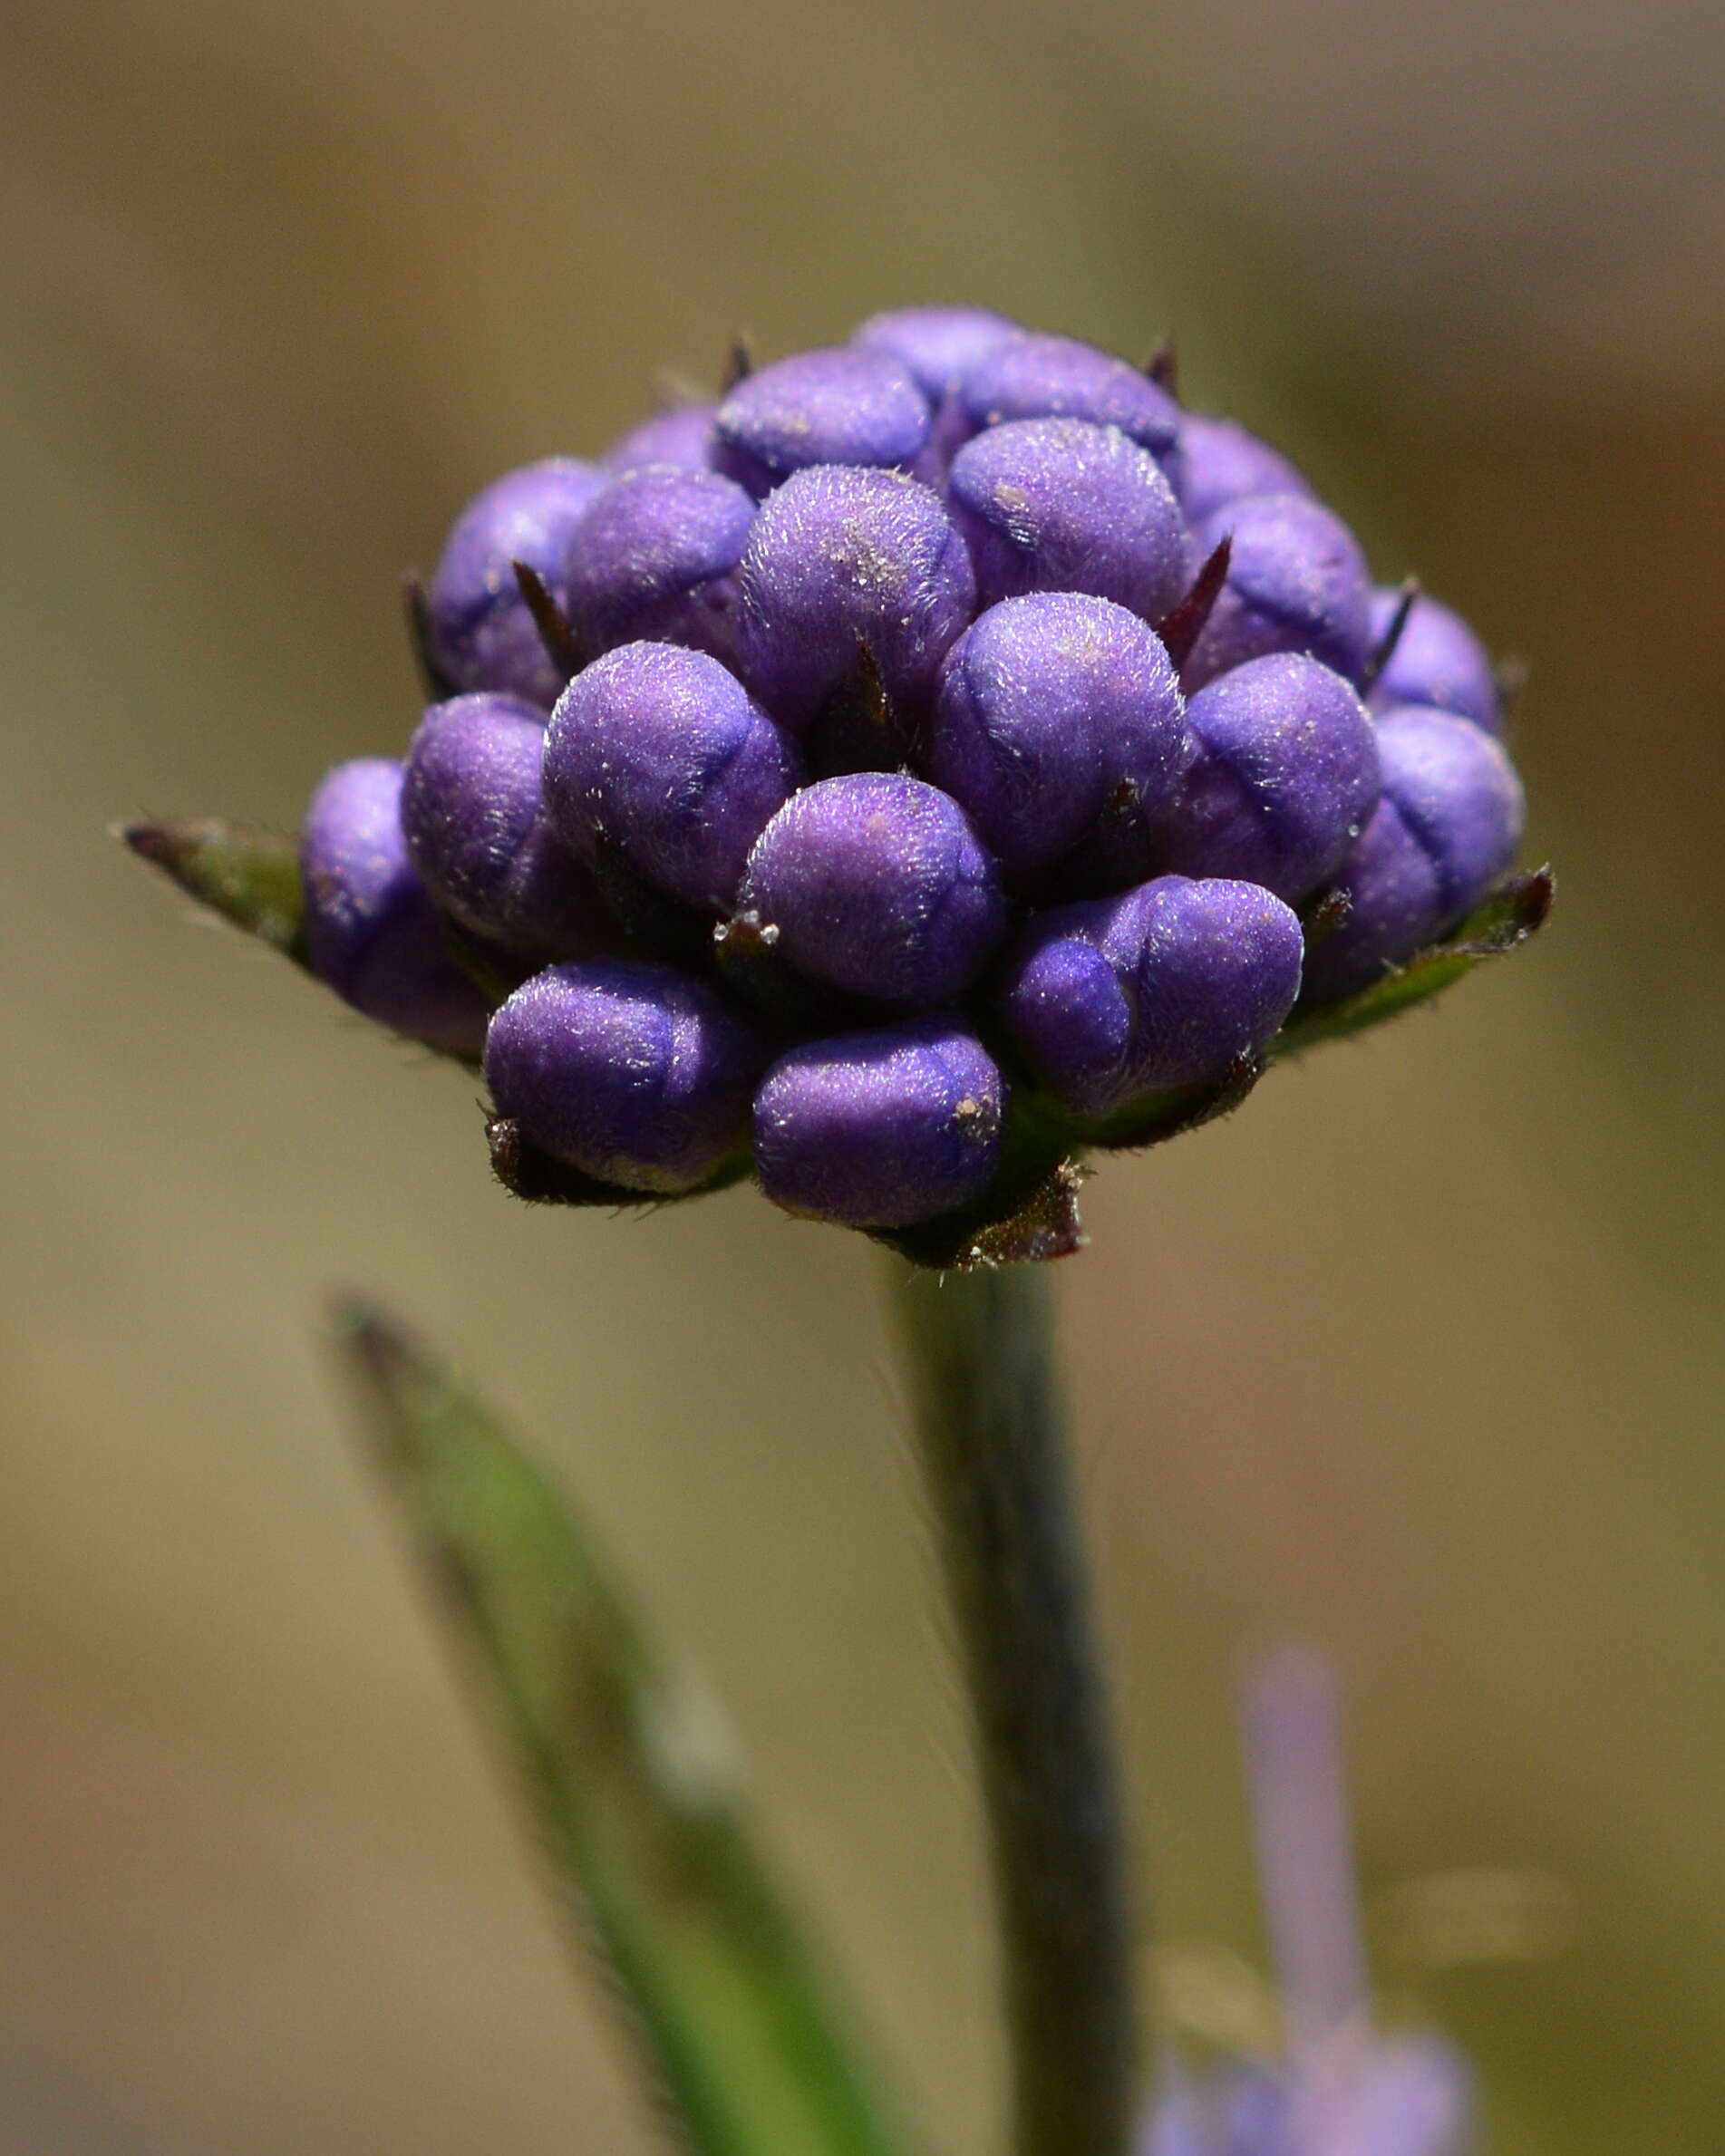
left=300, top=758, right=492, bottom=1058
left=1176, top=415, right=1315, bottom=526
left=400, top=694, right=618, bottom=959
left=1139, top=1647, right=1475, bottom=2156
left=543, top=643, right=801, bottom=914
left=1367, top=590, right=1502, bottom=736
left=713, top=348, right=932, bottom=498
left=753, top=1016, right=1004, bottom=1226
left=928, top=592, right=1189, bottom=887
left=1303, top=708, right=1525, bottom=1004
left=483, top=958, right=766, bottom=1192
left=954, top=331, right=1183, bottom=473
left=998, top=875, right=1303, bottom=1119
left=851, top=305, right=1021, bottom=401
left=600, top=403, right=719, bottom=476
left=733, top=465, right=976, bottom=738
left=564, top=465, right=757, bottom=662
left=1153, top=653, right=1381, bottom=906
left=1182, top=495, right=1372, bottom=692
left=737, top=772, right=1007, bottom=1006
left=946, top=418, right=1195, bottom=621
left=425, top=458, right=606, bottom=709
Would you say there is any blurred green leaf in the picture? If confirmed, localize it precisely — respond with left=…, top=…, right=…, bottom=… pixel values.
left=332, top=1297, right=912, bottom=2156
left=121, top=818, right=309, bottom=963
left=1272, top=868, right=1555, bottom=1058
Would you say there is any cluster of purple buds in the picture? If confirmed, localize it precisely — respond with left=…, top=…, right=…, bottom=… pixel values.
left=296, top=307, right=1531, bottom=1251
left=1144, top=1647, right=1473, bottom=2156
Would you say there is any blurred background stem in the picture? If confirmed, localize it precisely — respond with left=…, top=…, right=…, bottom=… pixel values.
left=887, top=1263, right=1134, bottom=2156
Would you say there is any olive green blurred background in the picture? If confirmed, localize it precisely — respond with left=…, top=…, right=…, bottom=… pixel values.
left=2, top=3, right=1721, bottom=2151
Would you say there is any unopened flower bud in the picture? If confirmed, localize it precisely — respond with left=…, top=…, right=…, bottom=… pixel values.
left=737, top=772, right=1007, bottom=1005
left=998, top=875, right=1303, bottom=1118
left=400, top=694, right=620, bottom=960
left=1175, top=414, right=1315, bottom=525
left=543, top=643, right=801, bottom=913
left=713, top=348, right=932, bottom=498
left=483, top=958, right=766, bottom=1193
left=300, top=759, right=492, bottom=1057
left=425, top=459, right=606, bottom=709
left=1367, top=587, right=1502, bottom=735
left=1154, top=653, right=1381, bottom=904
left=946, top=418, right=1194, bottom=620
left=753, top=1016, right=1004, bottom=1226
left=734, top=466, right=975, bottom=735
left=1302, top=708, right=1526, bottom=1004
left=1182, top=494, right=1372, bottom=691
left=600, top=403, right=718, bottom=476
left=928, top=592, right=1188, bottom=885
left=564, top=465, right=756, bottom=661
left=850, top=305, right=1020, bottom=401
left=954, top=331, right=1182, bottom=471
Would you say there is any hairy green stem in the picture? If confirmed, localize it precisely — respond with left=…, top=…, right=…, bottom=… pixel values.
left=886, top=1263, right=1135, bottom=2156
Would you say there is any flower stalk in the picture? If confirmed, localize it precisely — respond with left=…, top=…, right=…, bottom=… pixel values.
left=887, top=1262, right=1135, bottom=2156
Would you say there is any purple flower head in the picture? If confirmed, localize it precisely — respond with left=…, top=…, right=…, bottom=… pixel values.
left=955, top=331, right=1183, bottom=473
left=1182, top=495, right=1372, bottom=692
left=733, top=465, right=976, bottom=739
left=1303, top=709, right=1524, bottom=1004
left=998, top=875, right=1303, bottom=1120
left=1139, top=1648, right=1475, bottom=2156
left=1154, top=653, right=1381, bottom=906
left=400, top=694, right=618, bottom=960
left=737, top=772, right=1008, bottom=1006
left=600, top=403, right=719, bottom=476
left=713, top=348, right=932, bottom=498
left=753, top=1016, right=1004, bottom=1227
left=564, top=465, right=757, bottom=662
left=850, top=305, right=1020, bottom=402
left=300, top=758, right=491, bottom=1059
left=929, top=592, right=1189, bottom=887
left=1367, top=589, right=1502, bottom=736
left=543, top=643, right=801, bottom=914
left=482, top=957, right=767, bottom=1193
left=162, top=308, right=1548, bottom=1261
left=946, top=418, right=1195, bottom=621
left=425, top=458, right=606, bottom=709
left=1176, top=415, right=1315, bottom=526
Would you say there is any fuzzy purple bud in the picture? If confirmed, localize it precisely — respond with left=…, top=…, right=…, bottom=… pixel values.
left=753, top=1017, right=1004, bottom=1226
left=425, top=459, right=606, bottom=709
left=400, top=695, right=618, bottom=959
left=929, top=592, right=1189, bottom=885
left=564, top=465, right=756, bottom=661
left=851, top=305, right=1020, bottom=402
left=733, top=466, right=976, bottom=736
left=713, top=348, right=932, bottom=498
left=1175, top=414, right=1315, bottom=525
left=543, top=643, right=801, bottom=913
left=1154, top=653, right=1381, bottom=905
left=999, top=875, right=1303, bottom=1119
left=738, top=772, right=1007, bottom=1005
left=1368, top=589, right=1502, bottom=735
left=483, top=958, right=765, bottom=1193
left=1182, top=494, right=1372, bottom=692
left=600, top=404, right=718, bottom=476
left=946, top=418, right=1195, bottom=621
left=1302, top=707, right=1524, bottom=1003
left=955, top=332, right=1182, bottom=471
left=300, top=759, right=492, bottom=1058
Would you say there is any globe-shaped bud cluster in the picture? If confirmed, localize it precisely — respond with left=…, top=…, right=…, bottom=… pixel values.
left=298, top=311, right=1530, bottom=1242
